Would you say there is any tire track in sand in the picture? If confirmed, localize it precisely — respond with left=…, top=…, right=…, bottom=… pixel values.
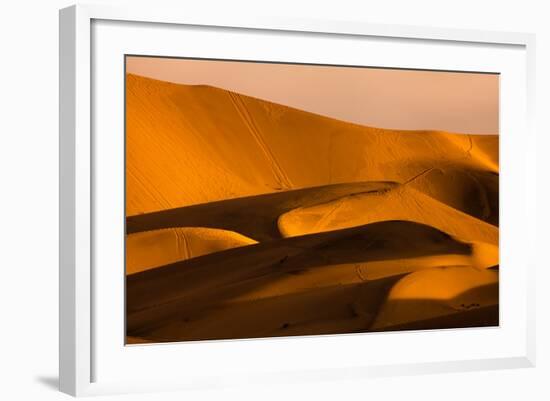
left=228, top=91, right=293, bottom=190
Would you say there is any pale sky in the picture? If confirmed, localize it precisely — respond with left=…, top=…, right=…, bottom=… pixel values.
left=126, top=56, right=499, bottom=135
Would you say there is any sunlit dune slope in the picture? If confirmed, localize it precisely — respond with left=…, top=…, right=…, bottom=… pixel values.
left=126, top=74, right=498, bottom=216
left=127, top=179, right=498, bottom=270
left=278, top=184, right=498, bottom=249
left=126, top=227, right=257, bottom=274
left=126, top=181, right=396, bottom=241
left=371, top=266, right=498, bottom=330
left=127, top=221, right=477, bottom=340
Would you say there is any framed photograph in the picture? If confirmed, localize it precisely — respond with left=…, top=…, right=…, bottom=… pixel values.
left=59, top=4, right=536, bottom=396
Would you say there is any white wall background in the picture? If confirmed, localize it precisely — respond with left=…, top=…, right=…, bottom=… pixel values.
left=0, top=0, right=547, bottom=399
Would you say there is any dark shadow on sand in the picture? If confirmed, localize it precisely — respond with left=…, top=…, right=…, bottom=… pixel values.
left=127, top=221, right=476, bottom=340
left=126, top=181, right=397, bottom=241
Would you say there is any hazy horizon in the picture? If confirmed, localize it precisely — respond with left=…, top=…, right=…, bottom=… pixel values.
left=127, top=56, right=499, bottom=135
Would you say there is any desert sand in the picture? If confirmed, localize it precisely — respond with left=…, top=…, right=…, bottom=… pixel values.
left=125, top=73, right=499, bottom=343
left=126, top=227, right=257, bottom=274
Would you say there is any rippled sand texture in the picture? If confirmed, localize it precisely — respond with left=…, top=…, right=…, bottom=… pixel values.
left=125, top=74, right=499, bottom=344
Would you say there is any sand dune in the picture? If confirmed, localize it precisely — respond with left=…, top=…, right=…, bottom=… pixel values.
left=405, top=167, right=498, bottom=225
left=126, top=227, right=257, bottom=274
left=277, top=184, right=498, bottom=248
left=126, top=74, right=498, bottom=216
left=372, top=266, right=498, bottom=330
left=125, top=73, right=499, bottom=342
left=127, top=221, right=481, bottom=340
left=126, top=181, right=395, bottom=241
left=126, top=176, right=497, bottom=255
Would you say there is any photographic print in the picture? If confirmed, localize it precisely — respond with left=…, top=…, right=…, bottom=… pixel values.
left=125, top=56, right=499, bottom=344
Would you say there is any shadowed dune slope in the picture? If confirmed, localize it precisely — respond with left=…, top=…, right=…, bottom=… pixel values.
left=405, top=168, right=499, bottom=226
left=126, top=177, right=497, bottom=254
left=127, top=221, right=498, bottom=342
left=126, top=227, right=257, bottom=274
left=126, top=221, right=496, bottom=341
left=126, top=181, right=396, bottom=241
left=126, top=74, right=498, bottom=216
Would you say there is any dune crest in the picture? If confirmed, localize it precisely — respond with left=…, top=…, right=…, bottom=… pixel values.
left=126, top=227, right=257, bottom=274
left=277, top=185, right=498, bottom=247
left=126, top=74, right=498, bottom=216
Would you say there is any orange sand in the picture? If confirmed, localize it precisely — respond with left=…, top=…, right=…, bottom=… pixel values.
left=126, top=227, right=257, bottom=274
left=125, top=74, right=499, bottom=343
left=126, top=74, right=497, bottom=215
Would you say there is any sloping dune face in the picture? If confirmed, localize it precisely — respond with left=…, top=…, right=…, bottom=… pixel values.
left=126, top=74, right=498, bottom=216
left=371, top=266, right=498, bottom=330
left=125, top=73, right=499, bottom=343
left=277, top=185, right=498, bottom=250
left=126, top=221, right=477, bottom=341
left=126, top=227, right=258, bottom=274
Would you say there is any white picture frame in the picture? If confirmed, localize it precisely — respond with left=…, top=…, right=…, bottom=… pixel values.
left=59, top=4, right=536, bottom=397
